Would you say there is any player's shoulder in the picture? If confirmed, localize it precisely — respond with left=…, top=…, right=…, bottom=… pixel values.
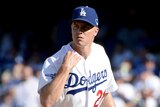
left=92, top=42, right=105, bottom=51
left=92, top=42, right=110, bottom=58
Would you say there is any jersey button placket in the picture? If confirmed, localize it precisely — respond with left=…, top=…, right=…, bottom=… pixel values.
left=84, top=61, right=89, bottom=107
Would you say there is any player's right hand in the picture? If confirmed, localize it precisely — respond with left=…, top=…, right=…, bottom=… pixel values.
left=62, top=51, right=81, bottom=70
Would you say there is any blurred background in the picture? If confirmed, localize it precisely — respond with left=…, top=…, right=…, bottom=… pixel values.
left=0, top=1, right=160, bottom=107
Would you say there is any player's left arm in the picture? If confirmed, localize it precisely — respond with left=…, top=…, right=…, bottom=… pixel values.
left=100, top=93, right=116, bottom=107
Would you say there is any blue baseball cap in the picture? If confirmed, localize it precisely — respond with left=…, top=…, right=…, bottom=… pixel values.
left=71, top=6, right=99, bottom=26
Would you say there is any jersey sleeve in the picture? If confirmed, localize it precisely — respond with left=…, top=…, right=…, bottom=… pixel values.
left=94, top=42, right=118, bottom=93
left=96, top=44, right=118, bottom=93
left=94, top=43, right=118, bottom=93
left=106, top=69, right=118, bottom=93
left=37, top=57, right=58, bottom=93
left=105, top=53, right=118, bottom=93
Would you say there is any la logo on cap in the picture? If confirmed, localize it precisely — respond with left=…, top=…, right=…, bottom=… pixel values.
left=80, top=8, right=86, bottom=16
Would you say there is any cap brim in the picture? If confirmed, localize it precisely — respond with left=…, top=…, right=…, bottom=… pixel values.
left=70, top=18, right=94, bottom=26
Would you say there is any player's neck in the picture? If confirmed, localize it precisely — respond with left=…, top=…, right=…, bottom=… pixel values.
left=70, top=42, right=91, bottom=59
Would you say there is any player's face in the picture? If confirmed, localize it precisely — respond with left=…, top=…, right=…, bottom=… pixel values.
left=71, top=20, right=99, bottom=48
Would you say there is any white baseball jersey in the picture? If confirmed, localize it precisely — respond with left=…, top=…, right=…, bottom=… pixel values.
left=38, top=42, right=118, bottom=107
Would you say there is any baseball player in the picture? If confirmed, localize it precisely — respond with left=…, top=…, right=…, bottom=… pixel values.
left=38, top=6, right=118, bottom=107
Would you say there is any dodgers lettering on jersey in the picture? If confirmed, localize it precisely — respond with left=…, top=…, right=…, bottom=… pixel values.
left=65, top=69, right=107, bottom=95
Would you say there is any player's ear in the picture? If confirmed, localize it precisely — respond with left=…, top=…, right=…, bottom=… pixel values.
left=94, top=27, right=99, bottom=36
